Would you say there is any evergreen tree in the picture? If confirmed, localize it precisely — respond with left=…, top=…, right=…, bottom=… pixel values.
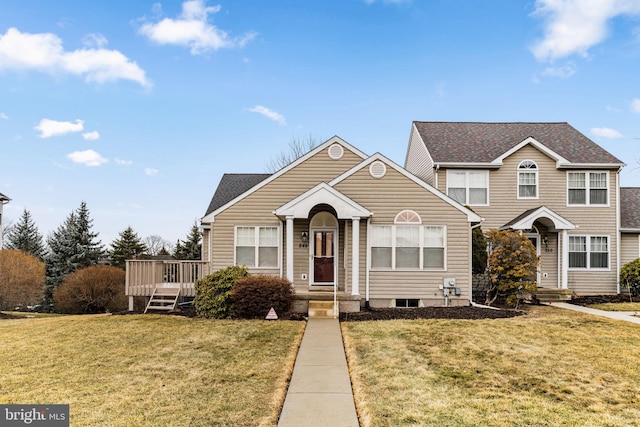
left=44, top=201, right=105, bottom=310
left=173, top=222, right=202, bottom=260
left=109, top=226, right=148, bottom=269
left=4, top=209, right=47, bottom=260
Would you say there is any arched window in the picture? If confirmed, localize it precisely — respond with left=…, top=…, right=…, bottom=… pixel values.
left=394, top=210, right=422, bottom=224
left=518, top=160, right=538, bottom=199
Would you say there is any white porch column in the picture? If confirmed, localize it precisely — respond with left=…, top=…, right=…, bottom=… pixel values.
left=561, top=230, right=569, bottom=289
left=351, top=217, right=360, bottom=295
left=286, top=217, right=294, bottom=283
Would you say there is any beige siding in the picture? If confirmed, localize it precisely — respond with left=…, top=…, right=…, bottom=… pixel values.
left=438, top=144, right=619, bottom=294
left=405, top=126, right=434, bottom=185
left=206, top=144, right=364, bottom=275
left=621, top=233, right=640, bottom=265
left=335, top=164, right=471, bottom=304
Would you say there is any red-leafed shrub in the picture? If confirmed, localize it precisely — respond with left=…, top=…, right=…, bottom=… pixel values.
left=232, top=275, right=293, bottom=319
left=54, top=266, right=127, bottom=314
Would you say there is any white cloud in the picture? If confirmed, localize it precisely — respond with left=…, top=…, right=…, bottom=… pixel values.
left=591, top=127, right=622, bottom=138
left=531, top=0, right=640, bottom=62
left=138, top=0, right=256, bottom=55
left=82, top=130, right=100, bottom=141
left=82, top=33, right=108, bottom=48
left=0, top=28, right=150, bottom=87
left=115, top=158, right=133, bottom=166
left=541, top=62, right=576, bottom=78
left=0, top=112, right=7, bottom=120
left=35, top=118, right=83, bottom=138
left=248, top=105, right=286, bottom=125
left=67, top=149, right=108, bottom=166
left=145, top=167, right=159, bottom=176
left=632, top=98, right=640, bottom=113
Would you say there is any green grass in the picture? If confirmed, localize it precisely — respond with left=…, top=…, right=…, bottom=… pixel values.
left=343, top=306, right=640, bottom=427
left=0, top=314, right=304, bottom=426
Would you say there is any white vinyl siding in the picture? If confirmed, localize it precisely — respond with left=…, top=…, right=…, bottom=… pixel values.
left=568, top=172, right=608, bottom=206
left=447, top=170, right=488, bottom=206
left=568, top=235, right=609, bottom=270
left=235, top=226, right=279, bottom=268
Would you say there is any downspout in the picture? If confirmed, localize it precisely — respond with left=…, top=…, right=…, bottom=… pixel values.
left=434, top=164, right=440, bottom=189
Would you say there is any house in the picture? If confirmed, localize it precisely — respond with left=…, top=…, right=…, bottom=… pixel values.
left=0, top=192, right=10, bottom=248
left=405, top=122, right=626, bottom=296
left=620, top=187, right=640, bottom=266
left=126, top=136, right=482, bottom=313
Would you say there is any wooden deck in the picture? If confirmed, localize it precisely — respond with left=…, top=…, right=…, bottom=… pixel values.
left=125, top=260, right=210, bottom=298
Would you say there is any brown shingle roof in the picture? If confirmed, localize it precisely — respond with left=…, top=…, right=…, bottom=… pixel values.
left=621, top=187, right=640, bottom=230
left=204, top=173, right=271, bottom=216
left=413, top=122, right=623, bottom=165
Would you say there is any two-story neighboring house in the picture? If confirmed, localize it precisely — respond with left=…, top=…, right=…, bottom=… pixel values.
left=405, top=122, right=626, bottom=295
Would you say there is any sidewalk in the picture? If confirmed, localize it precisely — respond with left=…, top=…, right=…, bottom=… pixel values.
left=278, top=318, right=359, bottom=427
left=546, top=302, right=640, bottom=324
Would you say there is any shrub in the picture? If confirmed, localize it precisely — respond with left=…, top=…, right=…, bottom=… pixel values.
left=0, top=250, right=45, bottom=310
left=620, top=258, right=640, bottom=297
left=53, top=266, right=127, bottom=314
left=194, top=265, right=248, bottom=318
left=232, top=275, right=294, bottom=319
left=485, top=229, right=538, bottom=307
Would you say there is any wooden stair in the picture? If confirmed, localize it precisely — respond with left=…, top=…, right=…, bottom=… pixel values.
left=145, top=287, right=180, bottom=313
left=308, top=300, right=338, bottom=318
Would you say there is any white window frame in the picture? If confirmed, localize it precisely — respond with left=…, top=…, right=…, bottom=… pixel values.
left=370, top=223, right=447, bottom=271
left=517, top=160, right=538, bottom=199
left=446, top=170, right=489, bottom=206
left=234, top=225, right=280, bottom=268
left=567, top=171, right=609, bottom=207
left=568, top=235, right=610, bottom=271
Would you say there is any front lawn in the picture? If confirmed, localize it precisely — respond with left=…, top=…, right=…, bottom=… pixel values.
left=342, top=306, right=640, bottom=426
left=0, top=314, right=304, bottom=426
left=590, top=302, right=640, bottom=312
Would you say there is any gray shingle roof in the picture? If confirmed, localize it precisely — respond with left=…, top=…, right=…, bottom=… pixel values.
left=204, top=173, right=271, bottom=216
left=413, top=122, right=623, bottom=165
left=621, top=187, right=640, bottom=230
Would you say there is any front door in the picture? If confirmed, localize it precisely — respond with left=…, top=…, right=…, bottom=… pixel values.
left=312, top=230, right=335, bottom=284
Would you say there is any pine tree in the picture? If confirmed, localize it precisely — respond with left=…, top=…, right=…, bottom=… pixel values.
left=173, top=222, right=202, bottom=260
left=4, top=209, right=47, bottom=260
left=109, top=226, right=148, bottom=269
left=44, top=201, right=105, bottom=310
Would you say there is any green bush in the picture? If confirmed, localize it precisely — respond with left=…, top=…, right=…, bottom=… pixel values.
left=620, top=258, right=640, bottom=297
left=194, top=266, right=248, bottom=318
left=53, top=266, right=127, bottom=314
left=232, top=274, right=293, bottom=319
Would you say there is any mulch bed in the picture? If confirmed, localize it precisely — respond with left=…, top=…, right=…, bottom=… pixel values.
left=0, top=312, right=24, bottom=319
left=569, top=294, right=635, bottom=306
left=339, top=305, right=526, bottom=321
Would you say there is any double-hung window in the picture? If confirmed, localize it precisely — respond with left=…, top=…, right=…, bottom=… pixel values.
left=568, top=172, right=608, bottom=205
left=518, top=160, right=538, bottom=199
left=447, top=170, right=488, bottom=205
left=371, top=210, right=446, bottom=270
left=235, top=226, right=279, bottom=268
left=568, top=235, right=609, bottom=269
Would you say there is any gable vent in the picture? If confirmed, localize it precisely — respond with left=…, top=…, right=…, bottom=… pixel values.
left=369, top=161, right=387, bottom=178
left=328, top=144, right=344, bottom=160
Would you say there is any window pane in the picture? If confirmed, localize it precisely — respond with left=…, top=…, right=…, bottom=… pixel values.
left=258, top=247, right=278, bottom=267
left=590, top=236, right=608, bottom=252
left=519, top=172, right=536, bottom=185
left=448, top=171, right=466, bottom=187
left=468, top=171, right=487, bottom=187
left=569, top=236, right=586, bottom=252
left=568, top=173, right=585, bottom=188
left=519, top=184, right=536, bottom=198
left=590, top=252, right=608, bottom=268
left=568, top=189, right=586, bottom=204
left=259, top=227, right=278, bottom=246
left=448, top=188, right=466, bottom=204
left=469, top=188, right=487, bottom=204
left=237, top=247, right=255, bottom=266
left=590, top=173, right=606, bottom=188
left=424, top=226, right=444, bottom=247
left=236, top=227, right=255, bottom=246
left=372, top=226, right=392, bottom=246
left=371, top=247, right=392, bottom=268
left=424, top=248, right=444, bottom=268
left=590, top=189, right=607, bottom=205
left=569, top=252, right=587, bottom=268
left=396, top=226, right=419, bottom=247
left=396, top=247, right=419, bottom=268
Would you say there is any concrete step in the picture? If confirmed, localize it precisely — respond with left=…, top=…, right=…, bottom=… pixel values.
left=308, top=300, right=338, bottom=318
left=534, top=288, right=574, bottom=302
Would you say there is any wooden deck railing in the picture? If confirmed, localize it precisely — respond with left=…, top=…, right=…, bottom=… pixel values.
left=125, top=260, right=211, bottom=297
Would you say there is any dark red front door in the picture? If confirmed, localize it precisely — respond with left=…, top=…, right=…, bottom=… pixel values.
left=313, top=231, right=334, bottom=283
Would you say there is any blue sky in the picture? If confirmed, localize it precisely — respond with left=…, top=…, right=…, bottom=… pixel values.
left=1, top=0, right=640, bottom=247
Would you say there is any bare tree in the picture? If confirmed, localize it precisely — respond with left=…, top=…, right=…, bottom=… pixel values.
left=143, top=235, right=174, bottom=256
left=266, top=134, right=321, bottom=173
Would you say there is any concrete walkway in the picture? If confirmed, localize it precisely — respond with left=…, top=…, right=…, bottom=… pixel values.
left=278, top=318, right=359, bottom=427
left=546, top=302, right=640, bottom=324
